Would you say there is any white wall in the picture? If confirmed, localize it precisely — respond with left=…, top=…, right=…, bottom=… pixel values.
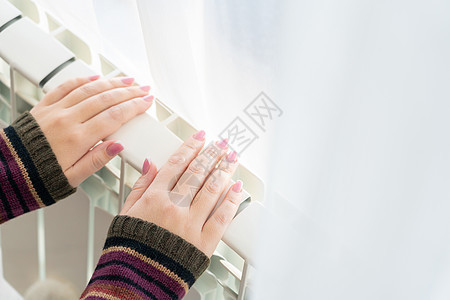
left=254, top=0, right=450, bottom=299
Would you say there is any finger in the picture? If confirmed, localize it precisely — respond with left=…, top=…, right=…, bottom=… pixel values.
left=201, top=181, right=244, bottom=256
left=120, top=158, right=158, bottom=215
left=82, top=96, right=153, bottom=144
left=190, top=151, right=239, bottom=225
left=42, top=75, right=100, bottom=105
left=149, top=130, right=207, bottom=191
left=64, top=140, right=124, bottom=187
left=169, top=139, right=228, bottom=206
left=73, top=85, right=151, bottom=122
left=59, top=77, right=139, bottom=108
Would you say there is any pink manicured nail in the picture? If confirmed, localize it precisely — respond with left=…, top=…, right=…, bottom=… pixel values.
left=89, top=75, right=100, bottom=81
left=217, top=138, right=228, bottom=149
left=142, top=158, right=150, bottom=175
left=226, top=151, right=237, bottom=162
left=140, top=85, right=151, bottom=92
left=106, top=141, right=124, bottom=156
left=143, top=95, right=154, bottom=102
left=232, top=180, right=243, bottom=193
left=121, top=77, right=135, bottom=85
left=193, top=130, right=205, bottom=141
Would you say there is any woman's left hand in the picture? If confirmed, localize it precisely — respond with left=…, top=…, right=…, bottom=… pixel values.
left=30, top=75, right=153, bottom=187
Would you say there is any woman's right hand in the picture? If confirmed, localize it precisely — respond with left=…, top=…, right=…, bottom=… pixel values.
left=120, top=131, right=244, bottom=257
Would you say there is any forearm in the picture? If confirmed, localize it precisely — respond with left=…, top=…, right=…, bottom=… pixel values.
left=0, top=112, right=75, bottom=224
left=81, top=215, right=210, bottom=299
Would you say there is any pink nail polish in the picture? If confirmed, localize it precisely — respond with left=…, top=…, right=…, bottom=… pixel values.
left=232, top=180, right=243, bottom=193
left=143, top=95, right=154, bottom=102
left=193, top=130, right=205, bottom=141
left=140, top=85, right=151, bottom=92
left=121, top=77, right=134, bottom=85
left=89, top=75, right=100, bottom=81
left=142, top=158, right=150, bottom=175
left=217, top=138, right=228, bottom=149
left=106, top=142, right=124, bottom=156
left=226, top=151, right=237, bottom=162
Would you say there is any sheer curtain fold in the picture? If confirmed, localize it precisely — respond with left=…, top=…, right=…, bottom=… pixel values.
left=136, top=0, right=278, bottom=175
left=255, top=1, right=450, bottom=299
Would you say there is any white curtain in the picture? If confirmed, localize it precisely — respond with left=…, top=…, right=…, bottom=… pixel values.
left=135, top=0, right=277, bottom=177
left=254, top=0, right=450, bottom=299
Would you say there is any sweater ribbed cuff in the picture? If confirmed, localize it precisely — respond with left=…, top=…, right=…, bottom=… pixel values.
left=12, top=112, right=75, bottom=201
left=108, top=215, right=210, bottom=281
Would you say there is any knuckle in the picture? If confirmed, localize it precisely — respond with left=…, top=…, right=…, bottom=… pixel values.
left=108, top=105, right=125, bottom=122
left=167, top=154, right=186, bottom=166
left=227, top=193, right=241, bottom=206
left=52, top=113, right=68, bottom=126
left=205, top=180, right=220, bottom=194
left=68, top=77, right=82, bottom=87
left=188, top=162, right=205, bottom=175
left=55, top=83, right=66, bottom=92
left=79, top=84, right=96, bottom=97
left=124, top=98, right=141, bottom=115
left=91, top=153, right=106, bottom=171
left=67, top=131, right=82, bottom=144
left=132, top=180, right=150, bottom=194
left=50, top=112, right=72, bottom=130
left=219, top=163, right=234, bottom=175
left=58, top=80, right=72, bottom=91
left=130, top=98, right=141, bottom=110
left=204, top=146, right=221, bottom=159
left=74, top=77, right=86, bottom=86
left=98, top=92, right=113, bottom=102
left=184, top=140, right=198, bottom=152
left=128, top=86, right=141, bottom=95
left=213, top=212, right=229, bottom=226
left=109, top=78, right=124, bottom=88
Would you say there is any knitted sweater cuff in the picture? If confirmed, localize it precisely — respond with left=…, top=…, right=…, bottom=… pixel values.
left=82, top=215, right=210, bottom=299
left=108, top=215, right=210, bottom=280
left=12, top=112, right=76, bottom=200
left=0, top=112, right=75, bottom=223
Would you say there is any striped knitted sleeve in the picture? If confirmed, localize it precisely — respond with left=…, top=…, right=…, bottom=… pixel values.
left=0, top=112, right=75, bottom=224
left=81, top=215, right=210, bottom=300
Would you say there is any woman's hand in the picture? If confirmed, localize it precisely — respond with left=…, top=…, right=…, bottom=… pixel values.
left=120, top=131, right=244, bottom=257
left=30, top=75, right=153, bottom=187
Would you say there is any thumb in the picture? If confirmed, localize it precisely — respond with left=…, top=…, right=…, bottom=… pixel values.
left=64, top=141, right=123, bottom=187
left=120, top=158, right=157, bottom=214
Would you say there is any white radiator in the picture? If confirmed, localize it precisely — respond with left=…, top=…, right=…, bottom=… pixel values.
left=0, top=0, right=264, bottom=298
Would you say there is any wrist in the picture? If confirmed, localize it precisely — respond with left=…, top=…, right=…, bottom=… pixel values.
left=86, top=215, right=210, bottom=298
left=10, top=112, right=75, bottom=202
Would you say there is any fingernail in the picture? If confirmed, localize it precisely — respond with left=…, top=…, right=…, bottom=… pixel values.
left=142, top=158, right=150, bottom=175
left=89, top=75, right=100, bottom=81
left=121, top=77, right=134, bottom=85
left=217, top=138, right=228, bottom=149
left=143, top=95, right=154, bottom=102
left=106, top=141, right=124, bottom=156
left=193, top=130, right=205, bottom=140
left=226, top=151, right=237, bottom=162
left=232, top=180, right=243, bottom=193
left=140, top=85, right=151, bottom=92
